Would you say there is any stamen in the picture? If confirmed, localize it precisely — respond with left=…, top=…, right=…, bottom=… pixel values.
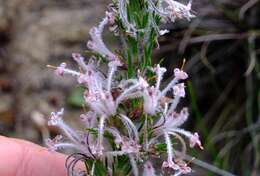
left=181, top=58, right=186, bottom=70
left=187, top=157, right=195, bottom=165
left=46, top=65, right=57, bottom=69
left=148, top=75, right=157, bottom=81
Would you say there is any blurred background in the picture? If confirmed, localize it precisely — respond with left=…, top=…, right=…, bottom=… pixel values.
left=0, top=0, right=259, bottom=175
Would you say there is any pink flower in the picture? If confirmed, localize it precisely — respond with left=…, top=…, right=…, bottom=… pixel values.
left=77, top=73, right=89, bottom=84
left=121, top=138, right=141, bottom=154
left=143, top=161, right=156, bottom=176
left=153, top=64, right=167, bottom=74
left=143, top=86, right=159, bottom=115
left=180, top=165, right=192, bottom=174
left=72, top=53, right=84, bottom=63
left=189, top=132, right=203, bottom=149
left=173, top=83, right=185, bottom=97
left=141, top=65, right=167, bottom=115
left=48, top=108, right=64, bottom=126
left=90, top=144, right=104, bottom=157
left=45, top=135, right=63, bottom=152
left=160, top=0, right=195, bottom=22
left=52, top=62, right=80, bottom=77
left=161, top=107, right=189, bottom=129
left=162, top=160, right=180, bottom=170
left=138, top=77, right=149, bottom=89
left=176, top=160, right=192, bottom=174
left=87, top=14, right=120, bottom=62
left=80, top=111, right=97, bottom=128
left=174, top=68, right=188, bottom=80
left=106, top=11, right=116, bottom=25
left=172, top=107, right=189, bottom=127
left=55, top=63, right=67, bottom=76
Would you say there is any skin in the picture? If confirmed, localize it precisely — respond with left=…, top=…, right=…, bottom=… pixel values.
left=0, top=136, right=67, bottom=176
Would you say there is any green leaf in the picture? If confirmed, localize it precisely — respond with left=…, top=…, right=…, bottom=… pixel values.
left=154, top=143, right=167, bottom=152
left=142, top=13, right=149, bottom=27
left=86, top=160, right=108, bottom=176
left=113, top=156, right=132, bottom=176
left=127, top=49, right=133, bottom=78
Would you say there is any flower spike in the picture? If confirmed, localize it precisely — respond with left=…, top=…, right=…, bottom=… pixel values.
left=46, top=1, right=201, bottom=175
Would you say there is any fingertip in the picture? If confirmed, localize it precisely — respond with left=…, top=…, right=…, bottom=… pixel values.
left=0, top=136, right=67, bottom=176
left=0, top=136, right=23, bottom=176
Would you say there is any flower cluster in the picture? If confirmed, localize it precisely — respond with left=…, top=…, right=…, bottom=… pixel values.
left=118, top=0, right=195, bottom=36
left=46, top=0, right=202, bottom=176
left=148, top=0, right=195, bottom=23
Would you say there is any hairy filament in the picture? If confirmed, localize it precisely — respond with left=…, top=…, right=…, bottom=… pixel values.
left=119, top=114, right=139, bottom=141
left=129, top=154, right=139, bottom=176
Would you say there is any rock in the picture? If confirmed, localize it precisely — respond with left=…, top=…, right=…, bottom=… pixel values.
left=0, top=0, right=106, bottom=140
